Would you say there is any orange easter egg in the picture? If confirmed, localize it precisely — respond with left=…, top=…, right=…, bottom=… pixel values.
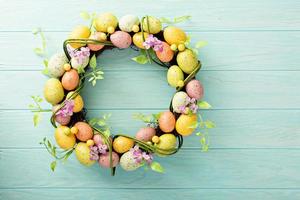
left=62, top=69, right=79, bottom=91
left=156, top=42, right=174, bottom=62
left=158, top=111, right=176, bottom=133
left=74, top=122, right=93, bottom=142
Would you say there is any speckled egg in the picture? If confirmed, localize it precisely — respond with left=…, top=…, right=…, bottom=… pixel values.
left=95, top=13, right=118, bottom=33
left=142, top=16, right=162, bottom=34
left=110, top=31, right=132, bottom=49
left=172, top=91, right=189, bottom=113
left=136, top=127, right=156, bottom=142
left=120, top=151, right=141, bottom=171
left=119, top=15, right=139, bottom=32
left=167, top=65, right=184, bottom=88
left=48, top=53, right=68, bottom=78
left=88, top=32, right=105, bottom=51
left=44, top=78, right=64, bottom=105
left=177, top=49, right=198, bottom=74
left=75, top=142, right=95, bottom=166
left=156, top=134, right=177, bottom=150
left=98, top=152, right=119, bottom=168
left=55, top=115, right=71, bottom=125
left=156, top=42, right=174, bottom=62
left=186, top=80, right=204, bottom=100
left=74, top=122, right=93, bottom=142
left=158, top=111, right=176, bottom=133
left=62, top=69, right=79, bottom=91
left=71, top=56, right=89, bottom=70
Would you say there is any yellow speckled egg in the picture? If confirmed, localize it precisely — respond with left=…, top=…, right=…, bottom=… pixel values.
left=68, top=25, right=91, bottom=49
left=75, top=142, right=96, bottom=166
left=176, top=49, right=198, bottom=74
left=66, top=92, right=84, bottom=113
left=158, top=111, right=176, bottom=133
left=132, top=32, right=149, bottom=49
left=142, top=16, right=162, bottom=34
left=167, top=65, right=184, bottom=88
left=95, top=13, right=118, bottom=33
left=44, top=78, right=64, bottom=105
left=62, top=69, right=79, bottom=91
left=156, top=42, right=174, bottom=62
left=156, top=134, right=177, bottom=150
left=163, top=26, right=187, bottom=45
left=113, top=136, right=134, bottom=154
left=176, top=114, right=197, bottom=136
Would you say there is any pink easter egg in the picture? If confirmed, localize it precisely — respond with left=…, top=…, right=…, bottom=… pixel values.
left=110, top=31, right=132, bottom=49
left=186, top=79, right=204, bottom=100
left=55, top=115, right=71, bottom=125
left=136, top=127, right=156, bottom=142
left=88, top=32, right=105, bottom=51
left=99, top=152, right=120, bottom=168
left=93, top=134, right=104, bottom=145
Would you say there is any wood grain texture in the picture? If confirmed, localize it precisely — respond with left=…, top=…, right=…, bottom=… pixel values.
left=1, top=0, right=300, bottom=199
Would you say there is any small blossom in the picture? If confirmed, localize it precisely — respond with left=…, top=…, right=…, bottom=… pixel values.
left=97, top=143, right=108, bottom=155
left=67, top=45, right=90, bottom=65
left=142, top=35, right=163, bottom=52
left=130, top=145, right=153, bottom=164
left=55, top=100, right=74, bottom=117
left=89, top=143, right=108, bottom=161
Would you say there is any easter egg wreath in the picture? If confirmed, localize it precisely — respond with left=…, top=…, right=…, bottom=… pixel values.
left=30, top=13, right=215, bottom=175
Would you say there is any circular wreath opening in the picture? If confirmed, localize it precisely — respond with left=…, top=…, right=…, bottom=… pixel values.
left=31, top=13, right=214, bottom=175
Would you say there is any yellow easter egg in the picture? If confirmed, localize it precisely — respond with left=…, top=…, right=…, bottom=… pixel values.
left=68, top=25, right=91, bottom=49
left=66, top=92, right=84, bottom=113
left=132, top=32, right=149, bottom=49
left=175, top=114, right=197, bottom=136
left=167, top=65, right=184, bottom=87
left=44, top=78, right=64, bottom=105
left=176, top=49, right=198, bottom=74
left=142, top=16, right=162, bottom=34
left=95, top=13, right=118, bottom=33
left=163, top=26, right=187, bottom=45
left=54, top=126, right=76, bottom=150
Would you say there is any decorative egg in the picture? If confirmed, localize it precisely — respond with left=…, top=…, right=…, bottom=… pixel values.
left=156, top=134, right=177, bottom=150
left=156, top=42, right=174, bottom=62
left=110, top=31, right=132, bottom=49
left=172, top=91, right=189, bottom=113
left=163, top=26, right=187, bottom=45
left=186, top=80, right=204, bottom=100
left=62, top=69, right=79, bottom=91
left=74, top=122, right=93, bottom=142
left=44, top=78, right=64, bottom=105
left=135, top=127, right=156, bottom=142
left=113, top=136, right=134, bottom=153
left=176, top=114, right=197, bottom=136
left=98, top=152, right=119, bottom=168
left=167, top=65, right=184, bottom=87
left=158, top=111, right=176, bottom=133
left=75, top=142, right=96, bottom=166
left=93, top=134, right=104, bottom=145
left=48, top=53, right=68, bottom=78
left=66, top=92, right=84, bottom=113
left=95, top=13, right=118, bottom=33
left=132, top=32, right=149, bottom=49
left=71, top=56, right=89, bottom=70
left=88, top=32, right=105, bottom=51
left=69, top=25, right=91, bottom=48
left=142, top=16, right=162, bottom=34
left=176, top=49, right=198, bottom=74
left=54, top=126, right=76, bottom=150
left=120, top=151, right=141, bottom=171
left=55, top=115, right=71, bottom=126
left=119, top=15, right=139, bottom=32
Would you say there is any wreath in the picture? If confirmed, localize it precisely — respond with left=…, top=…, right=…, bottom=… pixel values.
left=30, top=12, right=215, bottom=175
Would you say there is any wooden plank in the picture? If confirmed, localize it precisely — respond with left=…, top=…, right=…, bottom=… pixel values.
left=1, top=0, right=300, bottom=31
left=0, top=149, right=299, bottom=188
left=0, top=71, right=299, bottom=109
left=1, top=31, right=300, bottom=71
left=1, top=188, right=300, bottom=200
left=1, top=110, right=300, bottom=149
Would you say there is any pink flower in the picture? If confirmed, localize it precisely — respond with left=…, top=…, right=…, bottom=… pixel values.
left=55, top=100, right=74, bottom=118
left=67, top=45, right=90, bottom=65
left=89, top=143, right=108, bottom=161
left=130, top=145, right=153, bottom=164
left=143, top=35, right=163, bottom=52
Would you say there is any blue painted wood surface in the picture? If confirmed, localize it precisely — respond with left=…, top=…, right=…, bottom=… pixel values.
left=0, top=0, right=300, bottom=199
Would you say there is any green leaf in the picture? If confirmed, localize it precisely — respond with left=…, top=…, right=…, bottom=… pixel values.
left=32, top=28, right=41, bottom=35
left=131, top=55, right=148, bottom=64
left=200, top=137, right=206, bottom=145
left=33, top=113, right=40, bottom=127
left=150, top=162, right=164, bottom=173
left=33, top=48, right=44, bottom=56
left=159, top=17, right=172, bottom=24
left=89, top=55, right=97, bottom=69
left=195, top=41, right=208, bottom=49
left=43, top=59, right=48, bottom=67
left=195, top=132, right=202, bottom=136
left=89, top=118, right=98, bottom=126
left=97, top=119, right=106, bottom=126
left=77, top=66, right=85, bottom=74
left=80, top=11, right=90, bottom=20
left=174, top=15, right=191, bottom=23
left=189, top=121, right=198, bottom=129
left=197, top=101, right=212, bottom=109
left=50, top=160, right=57, bottom=172
left=204, top=120, right=216, bottom=129
left=92, top=79, right=96, bottom=86
left=41, top=68, right=49, bottom=76
left=63, top=150, right=73, bottom=162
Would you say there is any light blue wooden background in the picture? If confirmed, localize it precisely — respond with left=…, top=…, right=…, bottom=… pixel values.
left=0, top=0, right=300, bottom=199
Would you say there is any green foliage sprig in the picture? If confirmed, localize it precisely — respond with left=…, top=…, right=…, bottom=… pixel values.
left=32, top=28, right=49, bottom=75
left=89, top=113, right=112, bottom=137
left=184, top=35, right=208, bottom=55
left=160, top=15, right=191, bottom=25
left=132, top=112, right=160, bottom=127
left=80, top=11, right=97, bottom=30
left=40, top=137, right=74, bottom=171
left=28, top=95, right=51, bottom=126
